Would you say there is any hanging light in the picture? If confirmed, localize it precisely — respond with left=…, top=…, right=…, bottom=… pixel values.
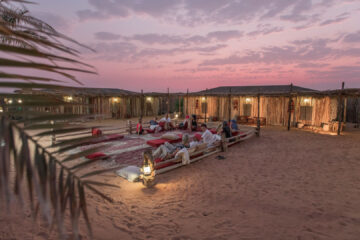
left=0, top=107, right=3, bottom=113
left=245, top=98, right=251, bottom=103
left=304, top=98, right=310, bottom=104
left=202, top=97, right=206, bottom=101
left=18, top=99, right=22, bottom=104
left=112, top=97, right=120, bottom=103
left=7, top=99, right=13, bottom=104
left=146, top=97, right=152, bottom=102
left=65, top=96, right=73, bottom=101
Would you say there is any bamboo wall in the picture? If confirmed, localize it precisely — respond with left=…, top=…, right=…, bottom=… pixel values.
left=184, top=95, right=340, bottom=127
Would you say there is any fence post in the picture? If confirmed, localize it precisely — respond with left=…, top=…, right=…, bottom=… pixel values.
left=338, top=82, right=345, bottom=135
left=287, top=83, right=293, bottom=131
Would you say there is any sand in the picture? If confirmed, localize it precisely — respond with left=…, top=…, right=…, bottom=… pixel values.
left=1, top=120, right=360, bottom=240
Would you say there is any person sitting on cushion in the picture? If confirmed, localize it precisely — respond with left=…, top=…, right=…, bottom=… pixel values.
left=222, top=121, right=232, bottom=138
left=191, top=114, right=198, bottom=131
left=136, top=118, right=144, bottom=135
left=153, top=134, right=190, bottom=160
left=160, top=114, right=174, bottom=130
left=230, top=119, right=239, bottom=131
left=178, top=115, right=190, bottom=130
left=149, top=117, right=161, bottom=132
left=200, top=123, right=221, bottom=147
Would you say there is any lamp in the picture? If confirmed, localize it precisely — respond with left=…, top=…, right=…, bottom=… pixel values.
left=202, top=97, right=206, bottom=101
left=65, top=96, right=73, bottom=101
left=112, top=97, right=119, bottom=103
left=141, top=150, right=155, bottom=187
left=18, top=99, right=22, bottom=104
left=245, top=98, right=251, bottom=103
left=175, top=114, right=179, bottom=118
left=146, top=97, right=152, bottom=102
left=0, top=107, right=3, bottom=113
left=304, top=98, right=310, bottom=104
left=8, top=99, right=13, bottom=104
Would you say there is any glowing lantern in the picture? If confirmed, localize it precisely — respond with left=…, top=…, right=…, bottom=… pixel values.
left=18, top=99, right=22, bottom=104
left=0, top=107, right=3, bottom=113
left=112, top=97, right=120, bottom=103
left=245, top=98, right=251, bottom=103
left=141, top=150, right=155, bottom=187
left=146, top=97, right=152, bottom=102
left=8, top=99, right=13, bottom=104
left=202, top=97, right=206, bottom=101
left=304, top=98, right=310, bottom=104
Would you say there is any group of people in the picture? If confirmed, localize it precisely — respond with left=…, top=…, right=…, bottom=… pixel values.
left=136, top=114, right=175, bottom=134
left=152, top=123, right=222, bottom=164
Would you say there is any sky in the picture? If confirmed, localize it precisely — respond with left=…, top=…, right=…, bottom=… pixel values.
left=23, top=0, right=360, bottom=92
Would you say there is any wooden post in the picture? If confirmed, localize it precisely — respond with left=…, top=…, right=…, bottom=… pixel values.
left=186, top=88, right=189, bottom=115
left=338, top=82, right=345, bottom=135
left=256, top=93, right=261, bottom=136
left=167, top=88, right=170, bottom=114
left=228, top=88, right=232, bottom=122
left=287, top=83, right=293, bottom=131
left=204, top=88, right=208, bottom=123
left=178, top=95, right=181, bottom=117
left=128, top=120, right=133, bottom=134
left=140, top=89, right=144, bottom=119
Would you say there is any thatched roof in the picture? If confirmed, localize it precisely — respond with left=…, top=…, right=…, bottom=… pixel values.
left=196, top=85, right=316, bottom=95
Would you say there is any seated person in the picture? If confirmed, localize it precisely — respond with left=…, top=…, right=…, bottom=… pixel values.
left=149, top=117, right=161, bottom=132
left=200, top=123, right=221, bottom=147
left=230, top=119, right=239, bottom=131
left=136, top=118, right=144, bottom=135
left=178, top=115, right=190, bottom=130
left=222, top=121, right=232, bottom=138
left=153, top=134, right=190, bottom=160
left=191, top=114, right=198, bottom=131
left=160, top=114, right=174, bottom=130
left=149, top=117, right=158, bottom=126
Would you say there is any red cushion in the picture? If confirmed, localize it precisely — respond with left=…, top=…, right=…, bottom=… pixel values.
left=146, top=128, right=155, bottom=133
left=154, top=158, right=176, bottom=170
left=232, top=131, right=239, bottom=136
left=210, top=129, right=217, bottom=134
left=146, top=139, right=167, bottom=147
left=194, top=133, right=202, bottom=141
left=86, top=152, right=107, bottom=160
left=92, top=128, right=102, bottom=136
left=105, top=134, right=124, bottom=141
left=159, top=121, right=166, bottom=127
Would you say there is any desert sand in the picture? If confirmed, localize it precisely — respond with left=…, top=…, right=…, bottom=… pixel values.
left=1, top=120, right=360, bottom=240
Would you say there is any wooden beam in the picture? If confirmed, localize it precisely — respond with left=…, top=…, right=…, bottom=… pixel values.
left=167, top=88, right=170, bottom=114
left=140, top=89, right=144, bottom=119
left=204, top=88, right=208, bottom=123
left=186, top=88, right=189, bottom=115
left=256, top=93, right=261, bottom=136
left=228, top=87, right=232, bottom=122
left=287, top=83, right=293, bottom=131
left=338, top=82, right=345, bottom=135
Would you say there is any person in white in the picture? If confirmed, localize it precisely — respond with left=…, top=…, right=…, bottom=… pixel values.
left=160, top=114, right=173, bottom=130
left=200, top=123, right=221, bottom=147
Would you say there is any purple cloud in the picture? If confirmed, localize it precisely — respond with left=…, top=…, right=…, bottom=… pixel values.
left=343, top=31, right=360, bottom=43
left=319, top=12, right=349, bottom=26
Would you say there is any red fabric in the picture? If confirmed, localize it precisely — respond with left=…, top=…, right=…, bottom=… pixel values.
left=159, top=121, right=166, bottom=128
left=232, top=131, right=239, bottom=136
left=194, top=133, right=202, bottom=141
left=210, top=129, right=217, bottom=134
left=154, top=158, right=175, bottom=170
left=146, top=139, right=167, bottom=147
left=145, top=128, right=155, bottom=133
left=92, top=128, right=102, bottom=136
left=136, top=123, right=143, bottom=133
left=86, top=152, right=107, bottom=160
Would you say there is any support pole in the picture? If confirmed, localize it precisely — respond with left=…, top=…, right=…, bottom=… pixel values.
left=178, top=95, right=181, bottom=117
left=338, top=82, right=345, bottom=135
left=167, top=88, right=170, bottom=114
left=186, top=88, right=189, bottom=115
left=287, top=83, right=293, bottom=131
left=228, top=88, right=232, bottom=122
left=256, top=93, right=261, bottom=136
left=204, top=88, right=208, bottom=123
left=140, top=89, right=144, bottom=119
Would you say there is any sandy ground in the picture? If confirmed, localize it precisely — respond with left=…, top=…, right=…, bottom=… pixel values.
left=1, top=119, right=360, bottom=240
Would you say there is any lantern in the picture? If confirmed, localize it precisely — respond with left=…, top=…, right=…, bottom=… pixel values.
left=140, top=150, right=155, bottom=187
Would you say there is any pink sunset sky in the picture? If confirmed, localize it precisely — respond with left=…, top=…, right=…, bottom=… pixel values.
left=25, top=0, right=360, bottom=92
